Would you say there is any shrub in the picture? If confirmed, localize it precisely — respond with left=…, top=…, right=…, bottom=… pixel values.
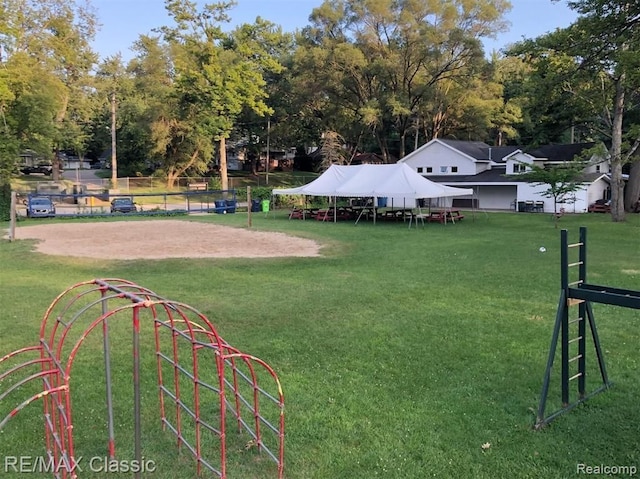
left=0, top=184, right=10, bottom=221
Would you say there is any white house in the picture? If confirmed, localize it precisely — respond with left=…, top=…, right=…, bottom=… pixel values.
left=398, top=139, right=611, bottom=213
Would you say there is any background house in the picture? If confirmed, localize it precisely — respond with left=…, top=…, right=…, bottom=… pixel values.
left=399, top=139, right=610, bottom=212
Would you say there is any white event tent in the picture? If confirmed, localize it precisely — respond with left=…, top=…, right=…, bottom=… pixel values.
left=273, top=163, right=472, bottom=204
left=272, top=163, right=474, bottom=222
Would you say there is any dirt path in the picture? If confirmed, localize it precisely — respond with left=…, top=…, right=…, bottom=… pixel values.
left=11, top=220, right=322, bottom=260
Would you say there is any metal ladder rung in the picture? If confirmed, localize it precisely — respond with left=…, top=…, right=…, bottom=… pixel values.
left=568, top=317, right=584, bottom=325
left=569, top=372, right=582, bottom=381
left=568, top=280, right=583, bottom=287
left=568, top=242, right=584, bottom=248
left=568, top=261, right=583, bottom=267
left=569, top=354, right=582, bottom=363
left=568, top=336, right=583, bottom=344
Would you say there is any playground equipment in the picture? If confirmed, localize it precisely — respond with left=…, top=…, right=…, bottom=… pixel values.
left=0, top=279, right=285, bottom=478
left=535, top=227, right=640, bottom=429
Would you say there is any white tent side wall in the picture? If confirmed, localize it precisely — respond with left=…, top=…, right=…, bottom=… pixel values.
left=273, top=163, right=474, bottom=206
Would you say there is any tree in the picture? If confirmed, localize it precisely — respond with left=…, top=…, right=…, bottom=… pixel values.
left=515, top=161, right=587, bottom=227
left=161, top=0, right=284, bottom=190
left=0, top=0, right=97, bottom=181
left=508, top=1, right=640, bottom=221
left=95, top=55, right=128, bottom=187
left=294, top=0, right=511, bottom=159
left=319, top=130, right=347, bottom=171
left=121, top=36, right=176, bottom=178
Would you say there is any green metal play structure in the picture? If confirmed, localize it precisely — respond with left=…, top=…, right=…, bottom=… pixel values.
left=535, top=227, right=640, bottom=429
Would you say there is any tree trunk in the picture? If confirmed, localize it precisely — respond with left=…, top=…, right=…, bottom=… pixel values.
left=219, top=136, right=228, bottom=191
left=166, top=170, right=178, bottom=189
left=373, top=130, right=390, bottom=163
left=52, top=150, right=62, bottom=182
left=624, top=158, right=640, bottom=211
left=53, top=92, right=70, bottom=183
left=166, top=149, right=200, bottom=189
left=609, top=78, right=626, bottom=222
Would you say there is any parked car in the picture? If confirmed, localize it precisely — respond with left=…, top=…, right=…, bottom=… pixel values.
left=20, top=164, right=53, bottom=175
left=25, top=196, right=56, bottom=218
left=110, top=197, right=137, bottom=213
left=19, top=162, right=63, bottom=175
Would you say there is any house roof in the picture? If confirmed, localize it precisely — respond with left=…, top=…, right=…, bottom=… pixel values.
left=437, top=140, right=521, bottom=163
left=524, top=142, right=596, bottom=161
left=427, top=167, right=513, bottom=184
left=410, top=139, right=598, bottom=164
left=579, top=172, right=610, bottom=183
left=425, top=169, right=610, bottom=185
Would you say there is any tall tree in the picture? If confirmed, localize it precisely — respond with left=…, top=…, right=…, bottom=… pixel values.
left=509, top=0, right=640, bottom=221
left=0, top=0, right=97, bottom=181
left=319, top=130, right=347, bottom=171
left=95, top=55, right=128, bottom=187
left=294, top=0, right=511, bottom=160
left=161, top=0, right=284, bottom=190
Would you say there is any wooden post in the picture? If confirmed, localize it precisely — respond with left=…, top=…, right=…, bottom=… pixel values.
left=247, top=186, right=252, bottom=228
left=9, top=191, right=16, bottom=241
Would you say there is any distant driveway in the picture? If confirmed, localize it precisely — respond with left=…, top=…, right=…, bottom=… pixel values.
left=62, top=168, right=106, bottom=186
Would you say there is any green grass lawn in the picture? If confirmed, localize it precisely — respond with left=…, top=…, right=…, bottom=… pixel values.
left=1, top=211, right=639, bottom=478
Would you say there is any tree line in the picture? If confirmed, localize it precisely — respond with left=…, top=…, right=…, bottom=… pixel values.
left=0, top=0, right=638, bottom=221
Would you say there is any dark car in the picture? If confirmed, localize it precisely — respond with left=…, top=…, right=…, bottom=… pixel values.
left=20, top=164, right=53, bottom=175
left=111, top=197, right=137, bottom=213
left=25, top=196, right=56, bottom=218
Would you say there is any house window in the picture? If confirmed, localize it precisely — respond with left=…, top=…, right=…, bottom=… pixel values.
left=417, top=167, right=423, bottom=173
left=426, top=167, right=433, bottom=173
left=513, top=164, right=526, bottom=173
left=451, top=166, right=458, bottom=173
left=440, top=166, right=448, bottom=173
left=595, top=164, right=601, bottom=173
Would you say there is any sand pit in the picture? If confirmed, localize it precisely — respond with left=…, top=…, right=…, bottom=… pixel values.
left=11, top=220, right=322, bottom=260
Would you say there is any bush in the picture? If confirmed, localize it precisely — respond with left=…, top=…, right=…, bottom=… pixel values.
left=0, top=184, right=10, bottom=221
left=240, top=186, right=272, bottom=202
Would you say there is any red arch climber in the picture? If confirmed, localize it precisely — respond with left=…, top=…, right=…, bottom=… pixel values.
left=0, top=278, right=285, bottom=478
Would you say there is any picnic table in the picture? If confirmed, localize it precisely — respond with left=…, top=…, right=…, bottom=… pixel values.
left=315, top=207, right=353, bottom=221
left=288, top=207, right=320, bottom=220
left=351, top=206, right=375, bottom=224
left=376, top=208, right=414, bottom=222
left=424, top=209, right=465, bottom=224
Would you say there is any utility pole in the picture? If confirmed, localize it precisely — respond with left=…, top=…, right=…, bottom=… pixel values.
left=111, top=91, right=117, bottom=189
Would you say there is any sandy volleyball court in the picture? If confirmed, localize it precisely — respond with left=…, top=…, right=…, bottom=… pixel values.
left=10, top=220, right=322, bottom=260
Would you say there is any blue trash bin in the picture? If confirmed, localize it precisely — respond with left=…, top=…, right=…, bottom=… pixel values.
left=377, top=197, right=387, bottom=208
left=225, top=199, right=237, bottom=214
left=251, top=199, right=261, bottom=212
left=214, top=200, right=226, bottom=214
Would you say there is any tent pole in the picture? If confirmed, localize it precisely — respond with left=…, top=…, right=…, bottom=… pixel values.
left=473, top=187, right=478, bottom=221
left=472, top=188, right=477, bottom=222
left=373, top=197, right=377, bottom=225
